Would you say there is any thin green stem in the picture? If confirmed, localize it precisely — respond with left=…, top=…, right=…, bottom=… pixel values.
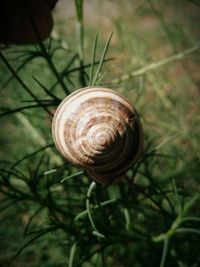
left=86, top=181, right=105, bottom=239
left=92, top=33, right=113, bottom=86
left=68, top=242, right=77, bottom=267
left=60, top=171, right=84, bottom=183
left=175, top=228, right=200, bottom=235
left=86, top=182, right=97, bottom=231
left=0, top=51, right=53, bottom=116
left=25, top=3, right=70, bottom=95
left=75, top=0, right=86, bottom=86
left=180, top=216, right=200, bottom=224
left=160, top=237, right=169, bottom=267
left=74, top=198, right=117, bottom=221
left=124, top=208, right=131, bottom=231
left=39, top=43, right=71, bottom=95
left=111, top=43, right=200, bottom=84
left=88, top=33, right=99, bottom=85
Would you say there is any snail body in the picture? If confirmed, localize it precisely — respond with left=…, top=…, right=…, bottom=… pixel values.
left=52, top=87, right=143, bottom=184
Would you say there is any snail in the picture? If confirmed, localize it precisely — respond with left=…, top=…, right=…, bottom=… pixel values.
left=52, top=87, right=143, bottom=184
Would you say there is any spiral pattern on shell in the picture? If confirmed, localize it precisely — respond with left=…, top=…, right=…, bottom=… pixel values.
left=52, top=87, right=143, bottom=184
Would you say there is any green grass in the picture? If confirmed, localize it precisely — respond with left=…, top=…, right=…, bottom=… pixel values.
left=0, top=0, right=200, bottom=266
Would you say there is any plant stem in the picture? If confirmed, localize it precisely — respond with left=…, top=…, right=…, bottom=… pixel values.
left=111, top=43, right=200, bottom=84
left=69, top=242, right=77, bottom=267
left=0, top=51, right=53, bottom=116
left=160, top=237, right=169, bottom=267
left=75, top=0, right=86, bottom=87
left=25, top=2, right=70, bottom=95
left=86, top=182, right=98, bottom=231
left=74, top=198, right=117, bottom=221
left=86, top=181, right=105, bottom=239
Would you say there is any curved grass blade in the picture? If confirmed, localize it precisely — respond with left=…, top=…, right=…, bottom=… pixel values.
left=68, top=242, right=77, bottom=267
left=86, top=182, right=105, bottom=239
left=91, top=32, right=113, bottom=86
left=88, top=33, right=99, bottom=85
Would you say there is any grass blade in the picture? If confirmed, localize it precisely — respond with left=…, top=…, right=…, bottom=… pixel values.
left=68, top=242, right=77, bottom=267
left=88, top=33, right=99, bottom=85
left=91, top=32, right=113, bottom=86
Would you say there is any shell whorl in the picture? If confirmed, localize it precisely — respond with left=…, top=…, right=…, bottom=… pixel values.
left=52, top=87, right=143, bottom=184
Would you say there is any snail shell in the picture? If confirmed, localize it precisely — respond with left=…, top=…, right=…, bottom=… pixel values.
left=52, top=87, right=143, bottom=184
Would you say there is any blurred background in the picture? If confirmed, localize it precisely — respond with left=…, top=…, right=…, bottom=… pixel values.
left=0, top=0, right=199, bottom=266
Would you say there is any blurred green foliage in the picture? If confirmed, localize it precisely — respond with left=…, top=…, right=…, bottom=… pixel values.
left=0, top=0, right=199, bottom=266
